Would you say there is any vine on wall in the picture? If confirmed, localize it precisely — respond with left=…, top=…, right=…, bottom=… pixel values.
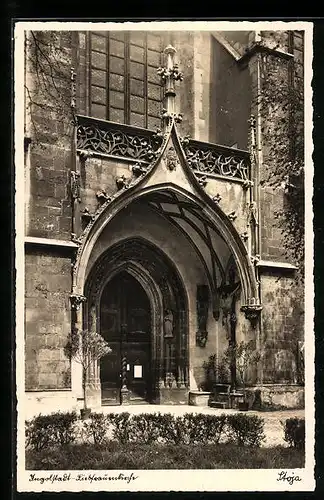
left=24, top=31, right=74, bottom=147
left=260, top=51, right=304, bottom=281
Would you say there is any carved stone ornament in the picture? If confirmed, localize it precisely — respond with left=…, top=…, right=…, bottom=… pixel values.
left=77, top=121, right=163, bottom=163
left=161, top=109, right=183, bottom=125
left=241, top=303, right=262, bottom=328
left=132, top=163, right=147, bottom=177
left=180, top=135, right=190, bottom=147
left=164, top=309, right=174, bottom=338
left=70, top=171, right=81, bottom=201
left=165, top=146, right=179, bottom=171
left=242, top=179, right=254, bottom=190
left=213, top=193, right=222, bottom=204
left=78, top=150, right=94, bottom=162
left=196, top=285, right=209, bottom=347
left=116, top=175, right=129, bottom=190
left=70, top=67, right=76, bottom=111
left=81, top=207, right=95, bottom=223
left=184, top=143, right=250, bottom=181
left=70, top=294, right=87, bottom=310
left=196, top=330, right=208, bottom=348
left=198, top=175, right=208, bottom=187
left=157, top=65, right=184, bottom=83
left=250, top=254, right=260, bottom=265
left=248, top=201, right=258, bottom=225
left=227, top=211, right=237, bottom=221
left=71, top=233, right=82, bottom=245
left=96, top=190, right=111, bottom=204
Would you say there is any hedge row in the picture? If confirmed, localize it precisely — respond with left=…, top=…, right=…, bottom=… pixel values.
left=26, top=411, right=267, bottom=450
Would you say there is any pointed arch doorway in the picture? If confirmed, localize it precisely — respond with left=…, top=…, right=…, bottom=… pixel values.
left=100, top=271, right=152, bottom=405
left=85, top=238, right=189, bottom=406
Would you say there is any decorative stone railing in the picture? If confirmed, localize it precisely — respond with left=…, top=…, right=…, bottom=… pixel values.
left=76, top=115, right=164, bottom=164
left=76, top=115, right=251, bottom=182
left=182, top=139, right=251, bottom=182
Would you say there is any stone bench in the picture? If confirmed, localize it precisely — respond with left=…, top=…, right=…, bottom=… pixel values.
left=188, top=390, right=212, bottom=407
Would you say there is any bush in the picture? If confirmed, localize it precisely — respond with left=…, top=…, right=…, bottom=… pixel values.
left=108, top=412, right=132, bottom=444
left=156, top=414, right=188, bottom=445
left=283, top=417, right=305, bottom=450
left=129, top=413, right=162, bottom=444
left=25, top=411, right=269, bottom=449
left=226, top=414, right=265, bottom=447
left=182, top=413, right=227, bottom=444
left=83, top=413, right=109, bottom=447
left=25, top=411, right=78, bottom=450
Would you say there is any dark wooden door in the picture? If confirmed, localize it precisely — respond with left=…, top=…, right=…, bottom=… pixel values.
left=100, top=271, right=151, bottom=405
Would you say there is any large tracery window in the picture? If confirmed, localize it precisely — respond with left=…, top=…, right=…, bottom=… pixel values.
left=88, top=31, right=164, bottom=130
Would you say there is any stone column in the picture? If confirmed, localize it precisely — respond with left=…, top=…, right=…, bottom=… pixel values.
left=88, top=303, right=101, bottom=392
left=70, top=294, right=86, bottom=400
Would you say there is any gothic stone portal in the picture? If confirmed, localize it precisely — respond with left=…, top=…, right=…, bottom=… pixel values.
left=85, top=238, right=189, bottom=405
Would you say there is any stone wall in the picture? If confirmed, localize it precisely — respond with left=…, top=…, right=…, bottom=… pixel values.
left=211, top=36, right=251, bottom=149
left=260, top=270, right=304, bottom=384
left=79, top=156, right=133, bottom=215
left=76, top=31, right=88, bottom=116
left=259, top=187, right=287, bottom=262
left=25, top=248, right=72, bottom=390
left=174, top=32, right=195, bottom=139
left=25, top=31, right=74, bottom=240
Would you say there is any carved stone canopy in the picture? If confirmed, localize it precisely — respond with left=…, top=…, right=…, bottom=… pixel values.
left=70, top=294, right=87, bottom=310
left=241, top=303, right=262, bottom=327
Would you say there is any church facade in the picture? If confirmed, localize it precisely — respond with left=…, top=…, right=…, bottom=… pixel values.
left=23, top=27, right=305, bottom=414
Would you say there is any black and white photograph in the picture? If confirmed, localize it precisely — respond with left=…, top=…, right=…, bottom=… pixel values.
left=15, top=20, right=314, bottom=492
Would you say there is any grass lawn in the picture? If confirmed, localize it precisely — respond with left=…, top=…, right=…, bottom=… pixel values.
left=26, top=442, right=305, bottom=470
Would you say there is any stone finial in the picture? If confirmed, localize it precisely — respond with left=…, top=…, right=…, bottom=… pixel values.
left=158, top=44, right=184, bottom=131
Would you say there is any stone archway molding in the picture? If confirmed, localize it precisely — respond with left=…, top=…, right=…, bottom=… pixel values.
left=76, top=184, right=259, bottom=309
left=85, top=237, right=190, bottom=403
left=73, top=120, right=261, bottom=318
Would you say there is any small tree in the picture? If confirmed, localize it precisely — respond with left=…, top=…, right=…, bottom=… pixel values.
left=65, top=328, right=111, bottom=411
left=223, top=340, right=261, bottom=396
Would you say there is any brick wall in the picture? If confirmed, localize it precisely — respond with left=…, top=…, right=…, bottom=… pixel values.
left=25, top=249, right=72, bottom=390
